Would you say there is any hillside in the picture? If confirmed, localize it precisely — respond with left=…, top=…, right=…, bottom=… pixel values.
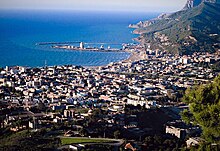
left=133, top=2, right=220, bottom=54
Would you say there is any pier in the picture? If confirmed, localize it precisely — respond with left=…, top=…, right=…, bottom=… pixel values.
left=35, top=41, right=136, bottom=52
left=36, top=41, right=81, bottom=45
left=36, top=41, right=123, bottom=46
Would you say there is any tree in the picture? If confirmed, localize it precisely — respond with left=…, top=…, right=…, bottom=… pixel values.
left=181, top=75, right=220, bottom=143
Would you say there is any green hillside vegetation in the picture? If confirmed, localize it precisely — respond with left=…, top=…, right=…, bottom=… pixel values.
left=61, top=137, right=116, bottom=145
left=181, top=75, right=220, bottom=144
left=0, top=130, right=61, bottom=151
left=136, top=2, right=220, bottom=54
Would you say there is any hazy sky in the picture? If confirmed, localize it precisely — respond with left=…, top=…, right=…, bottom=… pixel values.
left=0, top=0, right=187, bottom=12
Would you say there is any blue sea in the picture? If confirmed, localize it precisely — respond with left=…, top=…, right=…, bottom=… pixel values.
left=0, top=10, right=158, bottom=67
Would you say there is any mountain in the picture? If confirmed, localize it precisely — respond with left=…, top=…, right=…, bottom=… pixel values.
left=132, top=1, right=220, bottom=54
left=183, top=0, right=218, bottom=9
left=183, top=0, right=203, bottom=10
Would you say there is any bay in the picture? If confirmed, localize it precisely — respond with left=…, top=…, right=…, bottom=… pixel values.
left=0, top=10, right=158, bottom=67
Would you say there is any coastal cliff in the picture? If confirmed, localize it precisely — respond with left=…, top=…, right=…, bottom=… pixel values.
left=131, top=0, right=220, bottom=54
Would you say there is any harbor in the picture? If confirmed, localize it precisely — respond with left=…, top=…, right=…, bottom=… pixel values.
left=51, top=42, right=123, bottom=52
left=36, top=41, right=138, bottom=52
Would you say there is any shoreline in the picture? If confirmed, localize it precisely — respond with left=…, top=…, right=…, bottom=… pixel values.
left=85, top=48, right=146, bottom=70
left=123, top=49, right=145, bottom=63
left=83, top=51, right=133, bottom=70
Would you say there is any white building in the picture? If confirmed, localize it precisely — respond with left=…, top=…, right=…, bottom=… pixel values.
left=80, top=42, right=84, bottom=49
left=166, top=125, right=186, bottom=139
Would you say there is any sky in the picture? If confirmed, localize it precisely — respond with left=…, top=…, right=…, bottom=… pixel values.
left=0, top=0, right=187, bottom=12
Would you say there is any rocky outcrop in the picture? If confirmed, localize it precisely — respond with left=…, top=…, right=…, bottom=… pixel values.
left=129, top=20, right=159, bottom=29
left=183, top=0, right=218, bottom=10
left=129, top=13, right=171, bottom=29
left=183, top=0, right=201, bottom=9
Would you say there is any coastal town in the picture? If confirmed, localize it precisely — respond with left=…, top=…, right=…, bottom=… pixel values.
left=0, top=0, right=220, bottom=150
left=0, top=42, right=220, bottom=150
